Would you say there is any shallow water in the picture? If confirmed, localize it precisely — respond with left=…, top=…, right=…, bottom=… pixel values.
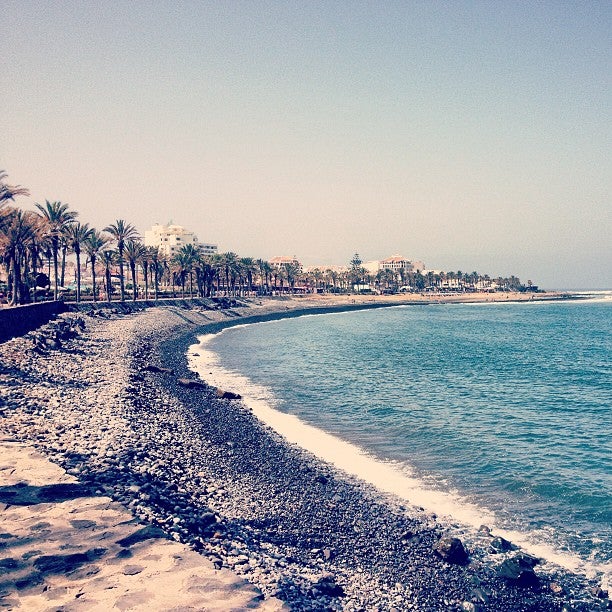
left=189, top=294, right=611, bottom=582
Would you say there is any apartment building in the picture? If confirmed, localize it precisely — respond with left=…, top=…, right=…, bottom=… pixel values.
left=144, top=223, right=217, bottom=257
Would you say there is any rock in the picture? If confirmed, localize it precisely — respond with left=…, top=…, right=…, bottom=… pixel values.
left=434, top=536, right=469, bottom=565
left=496, top=553, right=540, bottom=586
left=314, top=573, right=345, bottom=597
left=590, top=586, right=608, bottom=599
left=490, top=536, right=515, bottom=552
left=177, top=378, right=208, bottom=389
left=216, top=389, right=242, bottom=400
left=471, top=587, right=490, bottom=604
left=549, top=582, right=565, bottom=595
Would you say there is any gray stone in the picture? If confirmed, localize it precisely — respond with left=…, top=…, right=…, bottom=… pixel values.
left=434, top=536, right=469, bottom=565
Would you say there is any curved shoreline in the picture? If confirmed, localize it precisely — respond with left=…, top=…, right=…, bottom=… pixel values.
left=187, top=315, right=608, bottom=583
left=154, top=298, right=606, bottom=609
left=0, top=297, right=608, bottom=610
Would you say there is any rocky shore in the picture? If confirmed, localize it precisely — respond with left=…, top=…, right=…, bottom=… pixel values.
left=1, top=297, right=608, bottom=611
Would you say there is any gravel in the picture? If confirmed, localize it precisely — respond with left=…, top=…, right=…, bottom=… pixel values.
left=0, top=304, right=608, bottom=611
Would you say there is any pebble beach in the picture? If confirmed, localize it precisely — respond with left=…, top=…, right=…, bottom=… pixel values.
left=0, top=294, right=608, bottom=611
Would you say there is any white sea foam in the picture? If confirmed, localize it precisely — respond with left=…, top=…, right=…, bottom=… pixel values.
left=187, top=322, right=611, bottom=586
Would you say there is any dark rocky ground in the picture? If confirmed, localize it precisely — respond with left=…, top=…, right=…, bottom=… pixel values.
left=1, top=304, right=609, bottom=611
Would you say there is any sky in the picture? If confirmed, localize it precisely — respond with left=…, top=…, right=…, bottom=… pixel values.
left=2, top=1, right=610, bottom=289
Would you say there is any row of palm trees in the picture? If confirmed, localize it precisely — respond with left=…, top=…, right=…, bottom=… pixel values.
left=1, top=171, right=528, bottom=307
left=0, top=172, right=321, bottom=305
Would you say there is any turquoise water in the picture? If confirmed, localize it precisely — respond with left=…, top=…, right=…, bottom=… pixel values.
left=197, top=297, right=611, bottom=576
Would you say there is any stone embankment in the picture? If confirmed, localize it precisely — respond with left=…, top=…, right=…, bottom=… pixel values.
left=0, top=299, right=607, bottom=610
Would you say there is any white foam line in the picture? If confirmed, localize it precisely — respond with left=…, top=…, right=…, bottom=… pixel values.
left=187, top=323, right=610, bottom=585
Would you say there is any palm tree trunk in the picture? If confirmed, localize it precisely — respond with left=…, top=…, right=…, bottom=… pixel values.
left=52, top=245, right=59, bottom=301
left=131, top=263, right=137, bottom=302
left=60, top=244, right=67, bottom=288
left=119, top=254, right=125, bottom=301
left=91, top=258, right=97, bottom=303
left=105, top=266, right=112, bottom=302
left=9, top=252, right=19, bottom=306
left=75, top=251, right=82, bottom=302
left=143, top=262, right=149, bottom=300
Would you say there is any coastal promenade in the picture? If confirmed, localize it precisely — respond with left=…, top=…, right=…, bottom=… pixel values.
left=1, top=293, right=604, bottom=611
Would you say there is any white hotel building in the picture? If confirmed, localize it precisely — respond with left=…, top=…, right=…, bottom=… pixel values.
left=144, top=223, right=218, bottom=258
left=363, top=255, right=425, bottom=275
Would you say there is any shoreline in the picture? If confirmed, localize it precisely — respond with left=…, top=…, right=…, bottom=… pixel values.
left=0, top=295, right=608, bottom=610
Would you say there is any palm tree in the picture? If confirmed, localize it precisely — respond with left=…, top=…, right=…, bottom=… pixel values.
left=219, top=252, right=238, bottom=296
left=124, top=239, right=146, bottom=301
left=140, top=246, right=157, bottom=301
left=284, top=262, right=301, bottom=293
left=103, top=220, right=139, bottom=301
left=64, top=222, right=93, bottom=302
left=325, top=268, right=339, bottom=293
left=34, top=201, right=77, bottom=300
left=23, top=214, right=47, bottom=302
left=100, top=249, right=117, bottom=302
left=149, top=247, right=163, bottom=301
left=240, top=257, right=258, bottom=296
left=0, top=208, right=38, bottom=305
left=171, top=251, right=188, bottom=298
left=178, top=243, right=200, bottom=298
left=0, top=171, right=29, bottom=206
left=198, top=253, right=217, bottom=297
left=257, top=259, right=272, bottom=294
left=84, top=230, right=110, bottom=302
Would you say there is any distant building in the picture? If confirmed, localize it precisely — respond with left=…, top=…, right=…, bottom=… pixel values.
left=144, top=223, right=217, bottom=258
left=270, top=256, right=301, bottom=268
left=365, top=256, right=425, bottom=275
left=303, top=264, right=348, bottom=274
left=379, top=255, right=425, bottom=273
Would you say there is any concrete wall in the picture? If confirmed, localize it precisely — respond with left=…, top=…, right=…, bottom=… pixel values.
left=0, top=297, right=238, bottom=344
left=0, top=301, right=68, bottom=343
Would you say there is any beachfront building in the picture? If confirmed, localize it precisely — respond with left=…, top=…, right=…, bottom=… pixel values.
left=269, top=256, right=304, bottom=293
left=364, top=256, right=425, bottom=275
left=269, top=256, right=301, bottom=267
left=379, top=255, right=425, bottom=273
left=144, top=223, right=217, bottom=258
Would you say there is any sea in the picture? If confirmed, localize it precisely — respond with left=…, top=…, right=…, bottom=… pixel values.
left=188, top=292, right=611, bottom=585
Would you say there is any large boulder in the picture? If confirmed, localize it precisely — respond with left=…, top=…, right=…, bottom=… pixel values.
left=177, top=378, right=207, bottom=390
left=490, top=535, right=515, bottom=552
left=216, top=389, right=242, bottom=400
left=496, top=553, right=540, bottom=586
left=434, top=536, right=469, bottom=565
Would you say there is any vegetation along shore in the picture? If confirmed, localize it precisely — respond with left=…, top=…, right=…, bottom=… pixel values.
left=2, top=170, right=545, bottom=308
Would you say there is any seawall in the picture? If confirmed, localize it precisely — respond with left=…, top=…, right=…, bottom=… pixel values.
left=0, top=301, right=68, bottom=343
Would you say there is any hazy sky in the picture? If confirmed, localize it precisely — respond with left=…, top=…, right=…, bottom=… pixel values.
left=2, top=1, right=610, bottom=289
